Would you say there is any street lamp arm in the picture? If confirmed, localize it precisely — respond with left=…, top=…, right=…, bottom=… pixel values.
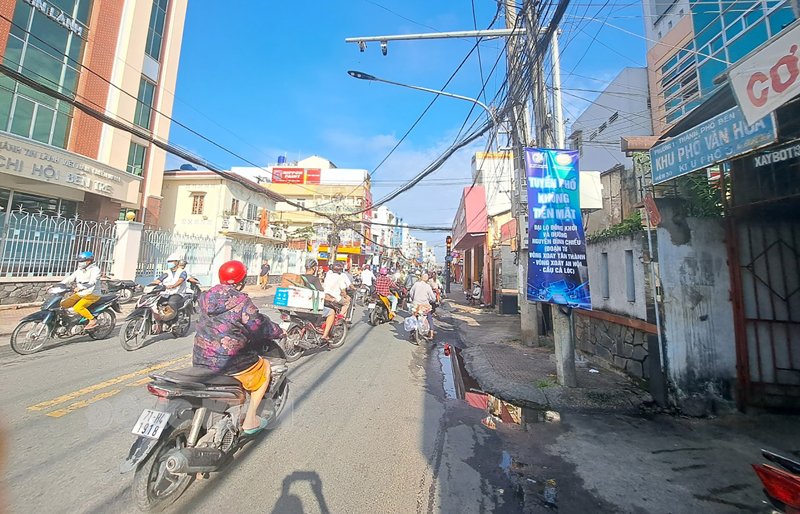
left=347, top=70, right=505, bottom=131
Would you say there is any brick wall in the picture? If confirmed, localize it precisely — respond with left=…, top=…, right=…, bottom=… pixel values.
left=78, top=193, right=121, bottom=222
left=0, top=0, right=16, bottom=60
left=68, top=0, right=125, bottom=159
left=143, top=196, right=161, bottom=227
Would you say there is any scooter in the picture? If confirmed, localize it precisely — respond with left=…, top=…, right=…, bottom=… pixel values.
left=404, top=303, right=432, bottom=345
left=10, top=284, right=121, bottom=355
left=101, top=275, right=140, bottom=303
left=368, top=291, right=399, bottom=326
left=118, top=284, right=194, bottom=351
left=752, top=449, right=800, bottom=513
left=121, top=340, right=289, bottom=511
left=278, top=304, right=348, bottom=363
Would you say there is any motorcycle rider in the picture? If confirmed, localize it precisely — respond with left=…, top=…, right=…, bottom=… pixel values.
left=404, top=269, right=420, bottom=290
left=360, top=264, right=375, bottom=294
left=409, top=272, right=437, bottom=341
left=151, top=252, right=188, bottom=321
left=59, top=251, right=102, bottom=330
left=194, top=260, right=284, bottom=435
left=374, top=267, right=400, bottom=315
left=324, top=262, right=351, bottom=315
left=301, top=259, right=335, bottom=344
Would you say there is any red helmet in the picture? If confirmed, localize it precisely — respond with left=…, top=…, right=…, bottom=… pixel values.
left=219, top=260, right=247, bottom=285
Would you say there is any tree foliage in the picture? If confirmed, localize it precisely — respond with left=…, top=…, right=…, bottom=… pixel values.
left=586, top=211, right=644, bottom=243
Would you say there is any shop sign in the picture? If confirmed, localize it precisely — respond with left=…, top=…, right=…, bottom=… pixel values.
left=24, top=0, right=88, bottom=39
left=0, top=131, right=141, bottom=203
left=650, top=106, right=776, bottom=184
left=752, top=140, right=800, bottom=167
left=728, top=21, right=800, bottom=125
left=271, top=167, right=322, bottom=184
left=525, top=148, right=591, bottom=310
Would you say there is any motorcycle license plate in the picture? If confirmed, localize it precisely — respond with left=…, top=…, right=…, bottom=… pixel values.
left=131, top=409, right=171, bottom=439
left=368, top=303, right=376, bottom=310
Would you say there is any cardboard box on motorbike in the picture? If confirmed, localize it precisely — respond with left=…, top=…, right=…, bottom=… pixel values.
left=273, top=286, right=323, bottom=312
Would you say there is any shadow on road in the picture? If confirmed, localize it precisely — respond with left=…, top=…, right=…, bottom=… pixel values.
left=269, top=471, right=330, bottom=514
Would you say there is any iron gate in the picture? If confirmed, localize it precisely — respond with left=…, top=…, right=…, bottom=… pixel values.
left=729, top=217, right=800, bottom=409
left=136, top=229, right=216, bottom=286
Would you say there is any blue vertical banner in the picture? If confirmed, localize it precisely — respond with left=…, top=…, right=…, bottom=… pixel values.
left=525, top=148, right=591, bottom=309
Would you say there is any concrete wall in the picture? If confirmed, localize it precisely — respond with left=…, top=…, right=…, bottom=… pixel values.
left=586, top=232, right=650, bottom=321
left=657, top=200, right=737, bottom=412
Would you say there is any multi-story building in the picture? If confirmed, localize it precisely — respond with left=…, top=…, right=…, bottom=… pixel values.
left=643, top=0, right=796, bottom=135
left=246, top=156, right=373, bottom=269
left=159, top=166, right=285, bottom=243
left=0, top=0, right=187, bottom=226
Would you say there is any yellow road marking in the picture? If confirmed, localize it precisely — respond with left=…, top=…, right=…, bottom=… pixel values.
left=28, top=354, right=191, bottom=411
left=126, top=376, right=154, bottom=387
left=46, top=388, right=123, bottom=418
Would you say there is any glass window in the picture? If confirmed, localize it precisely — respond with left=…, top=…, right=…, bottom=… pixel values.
left=133, top=78, right=156, bottom=129
left=10, top=96, right=34, bottom=137
left=31, top=105, right=54, bottom=143
left=726, top=19, right=744, bottom=40
left=192, top=194, right=204, bottom=215
left=59, top=198, right=77, bottom=218
left=145, top=0, right=169, bottom=61
left=246, top=203, right=258, bottom=220
left=692, top=0, right=721, bottom=34
left=230, top=198, right=240, bottom=215
left=699, top=57, right=728, bottom=95
left=727, top=20, right=769, bottom=63
left=710, top=36, right=724, bottom=53
left=745, top=6, right=764, bottom=26
left=10, top=190, right=59, bottom=215
left=0, top=188, right=10, bottom=214
left=768, top=5, right=795, bottom=34
left=695, top=19, right=722, bottom=49
left=126, top=142, right=147, bottom=176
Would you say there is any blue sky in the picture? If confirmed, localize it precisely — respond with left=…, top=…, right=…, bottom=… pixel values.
left=166, top=0, right=648, bottom=257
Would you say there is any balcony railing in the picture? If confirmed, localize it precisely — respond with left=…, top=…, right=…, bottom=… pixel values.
left=220, top=215, right=287, bottom=241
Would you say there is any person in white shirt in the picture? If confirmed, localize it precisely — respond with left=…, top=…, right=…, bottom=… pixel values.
left=60, top=251, right=102, bottom=329
left=152, top=252, right=188, bottom=321
left=409, top=273, right=437, bottom=341
left=324, top=262, right=351, bottom=312
left=360, top=264, right=375, bottom=292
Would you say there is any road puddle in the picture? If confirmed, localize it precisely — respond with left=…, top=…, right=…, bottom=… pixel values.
left=500, top=451, right=558, bottom=507
left=440, top=344, right=560, bottom=430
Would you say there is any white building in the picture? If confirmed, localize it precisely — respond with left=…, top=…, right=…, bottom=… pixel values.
left=472, top=152, right=513, bottom=217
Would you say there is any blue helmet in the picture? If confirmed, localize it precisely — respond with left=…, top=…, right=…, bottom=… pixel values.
left=77, top=251, right=94, bottom=262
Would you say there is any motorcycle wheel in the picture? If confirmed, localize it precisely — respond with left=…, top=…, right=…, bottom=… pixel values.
left=120, top=315, right=148, bottom=351
left=171, top=310, right=192, bottom=338
left=266, top=381, right=290, bottom=430
left=361, top=291, right=370, bottom=307
left=88, top=310, right=116, bottom=340
left=117, top=288, right=134, bottom=303
left=328, top=319, right=348, bottom=348
left=10, top=320, right=51, bottom=355
left=282, top=325, right=303, bottom=363
left=369, top=306, right=380, bottom=326
left=132, top=420, right=194, bottom=512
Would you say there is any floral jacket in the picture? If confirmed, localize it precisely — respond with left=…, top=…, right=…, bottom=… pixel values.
left=193, top=284, right=283, bottom=374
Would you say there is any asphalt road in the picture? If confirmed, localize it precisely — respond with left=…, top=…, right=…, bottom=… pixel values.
left=0, top=301, right=520, bottom=514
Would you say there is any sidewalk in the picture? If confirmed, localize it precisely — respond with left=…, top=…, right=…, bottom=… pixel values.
left=441, top=290, right=653, bottom=412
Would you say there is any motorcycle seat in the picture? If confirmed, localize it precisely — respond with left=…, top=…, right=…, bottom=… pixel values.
left=154, top=367, right=242, bottom=388
left=95, top=294, right=119, bottom=305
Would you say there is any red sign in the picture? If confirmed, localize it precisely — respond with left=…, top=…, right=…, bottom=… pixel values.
left=644, top=193, right=661, bottom=227
left=272, top=168, right=305, bottom=184
left=500, top=218, right=517, bottom=242
left=305, top=168, right=321, bottom=184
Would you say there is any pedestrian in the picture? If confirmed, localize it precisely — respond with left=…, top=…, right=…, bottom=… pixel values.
left=259, top=260, right=271, bottom=289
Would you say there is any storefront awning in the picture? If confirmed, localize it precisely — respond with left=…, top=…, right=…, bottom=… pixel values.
left=452, top=186, right=487, bottom=250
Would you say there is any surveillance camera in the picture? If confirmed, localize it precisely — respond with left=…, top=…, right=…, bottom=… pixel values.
left=358, top=41, right=366, bottom=52
left=381, top=41, right=387, bottom=56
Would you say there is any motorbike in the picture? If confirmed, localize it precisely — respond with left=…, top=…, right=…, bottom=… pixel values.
left=278, top=303, right=348, bottom=363
left=119, top=283, right=194, bottom=351
left=368, top=291, right=399, bottom=326
left=10, top=284, right=121, bottom=355
left=404, top=304, right=432, bottom=345
left=753, top=449, right=800, bottom=513
left=358, top=283, right=372, bottom=307
left=100, top=275, right=140, bottom=304
left=121, top=340, right=290, bottom=511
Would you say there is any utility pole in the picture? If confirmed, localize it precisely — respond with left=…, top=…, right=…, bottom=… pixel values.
left=523, top=0, right=577, bottom=387
left=506, top=0, right=539, bottom=346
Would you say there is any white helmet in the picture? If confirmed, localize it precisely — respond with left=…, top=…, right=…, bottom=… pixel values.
left=166, top=251, right=183, bottom=262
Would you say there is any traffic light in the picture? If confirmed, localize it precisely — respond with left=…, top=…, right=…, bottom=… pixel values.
left=446, top=236, right=452, bottom=255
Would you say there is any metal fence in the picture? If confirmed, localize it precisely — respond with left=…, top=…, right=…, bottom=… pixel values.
left=136, top=229, right=216, bottom=286
left=0, top=210, right=116, bottom=278
left=231, top=239, right=261, bottom=275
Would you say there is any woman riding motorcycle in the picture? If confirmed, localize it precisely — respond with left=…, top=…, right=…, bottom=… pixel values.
left=59, top=251, right=102, bottom=329
left=193, top=260, right=284, bottom=435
